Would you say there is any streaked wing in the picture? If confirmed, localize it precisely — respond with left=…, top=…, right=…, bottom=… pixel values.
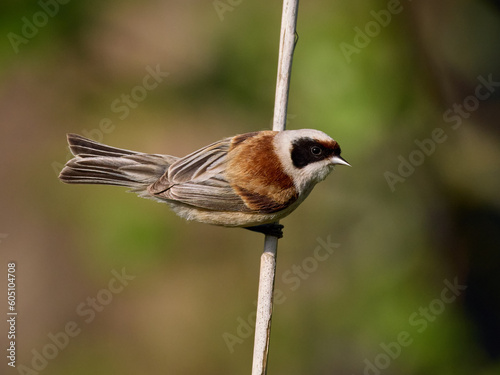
left=147, top=137, right=249, bottom=212
left=168, top=138, right=232, bottom=183
left=164, top=180, right=248, bottom=212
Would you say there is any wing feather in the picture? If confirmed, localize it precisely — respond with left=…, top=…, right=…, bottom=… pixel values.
left=168, top=138, right=231, bottom=182
left=163, top=183, right=248, bottom=212
left=147, top=137, right=250, bottom=212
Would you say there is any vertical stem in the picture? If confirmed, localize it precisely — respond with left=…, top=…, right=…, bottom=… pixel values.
left=251, top=1, right=299, bottom=374
left=251, top=236, right=278, bottom=375
left=272, top=0, right=299, bottom=132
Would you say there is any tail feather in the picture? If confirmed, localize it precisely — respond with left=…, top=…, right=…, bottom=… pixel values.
left=67, top=134, right=137, bottom=158
left=59, top=134, right=176, bottom=190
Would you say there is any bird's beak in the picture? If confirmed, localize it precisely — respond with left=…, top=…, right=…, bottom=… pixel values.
left=331, top=155, right=351, bottom=167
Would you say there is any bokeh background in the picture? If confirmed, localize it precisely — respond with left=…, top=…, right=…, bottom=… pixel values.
left=1, top=0, right=500, bottom=374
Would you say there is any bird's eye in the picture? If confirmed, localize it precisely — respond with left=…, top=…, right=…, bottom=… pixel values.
left=311, top=146, right=322, bottom=156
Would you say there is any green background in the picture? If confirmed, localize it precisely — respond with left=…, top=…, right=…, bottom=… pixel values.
left=1, top=0, right=500, bottom=374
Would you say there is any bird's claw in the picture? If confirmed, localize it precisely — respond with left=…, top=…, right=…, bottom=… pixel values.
left=244, top=223, right=284, bottom=238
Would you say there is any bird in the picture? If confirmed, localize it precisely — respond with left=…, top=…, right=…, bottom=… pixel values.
left=58, top=129, right=349, bottom=237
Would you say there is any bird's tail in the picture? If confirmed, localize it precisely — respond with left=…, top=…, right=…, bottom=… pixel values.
left=58, top=134, right=176, bottom=193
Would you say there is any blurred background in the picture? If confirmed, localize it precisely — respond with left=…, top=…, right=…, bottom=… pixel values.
left=1, top=0, right=500, bottom=374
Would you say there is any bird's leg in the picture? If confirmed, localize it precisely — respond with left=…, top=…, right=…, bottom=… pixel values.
left=244, top=223, right=284, bottom=238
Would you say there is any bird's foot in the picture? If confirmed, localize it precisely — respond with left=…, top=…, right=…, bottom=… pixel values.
left=244, top=223, right=284, bottom=238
